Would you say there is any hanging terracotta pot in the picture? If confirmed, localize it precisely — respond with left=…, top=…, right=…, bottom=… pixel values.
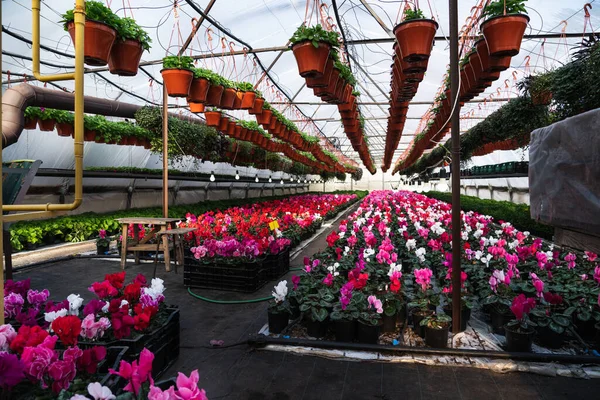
left=393, top=19, right=439, bottom=62
left=241, top=91, right=257, bottom=110
left=206, top=84, right=225, bottom=106
left=188, top=78, right=210, bottom=103
left=291, top=41, right=331, bottom=78
left=218, top=117, right=230, bottom=132
left=338, top=95, right=356, bottom=112
left=84, top=130, right=96, bottom=141
left=56, top=122, right=74, bottom=137
left=125, top=136, right=137, bottom=146
left=38, top=119, right=56, bottom=132
left=67, top=21, right=117, bottom=66
left=227, top=121, right=237, bottom=136
left=249, top=97, right=265, bottom=115
left=188, top=101, right=205, bottom=113
left=161, top=69, right=194, bottom=97
left=315, top=68, right=340, bottom=98
left=234, top=125, right=243, bottom=139
left=532, top=91, right=553, bottom=106
left=306, top=57, right=334, bottom=88
left=268, top=117, right=278, bottom=131
left=220, top=88, right=237, bottom=109
left=24, top=117, right=38, bottom=130
left=143, top=139, right=152, bottom=149
left=256, top=109, right=272, bottom=126
left=108, top=39, right=144, bottom=76
left=481, top=14, right=529, bottom=58
left=204, top=111, right=222, bottom=127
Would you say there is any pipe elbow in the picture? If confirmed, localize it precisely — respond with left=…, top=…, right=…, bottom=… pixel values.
left=2, top=84, right=37, bottom=148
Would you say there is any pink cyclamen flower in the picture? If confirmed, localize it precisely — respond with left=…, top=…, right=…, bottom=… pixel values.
left=564, top=253, right=576, bottom=269
left=594, top=266, right=600, bottom=285
left=584, top=251, right=598, bottom=262
left=367, top=295, right=383, bottom=314
left=530, top=273, right=544, bottom=297
left=581, top=274, right=588, bottom=281
left=0, top=324, right=17, bottom=351
left=86, top=382, right=116, bottom=400
left=4, top=293, right=24, bottom=319
left=535, top=252, right=548, bottom=268
left=322, top=273, right=334, bottom=287
left=413, top=268, right=433, bottom=291
left=99, top=229, right=107, bottom=239
left=175, top=370, right=208, bottom=400
left=148, top=385, right=178, bottom=400
left=291, top=275, right=300, bottom=290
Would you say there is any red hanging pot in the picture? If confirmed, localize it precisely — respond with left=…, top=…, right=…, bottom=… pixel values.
left=188, top=78, right=210, bottom=103
left=241, top=91, right=257, bottom=110
left=38, top=119, right=56, bottom=132
left=206, top=84, right=224, bottom=106
left=24, top=117, right=38, bottom=130
left=143, top=139, right=152, bottom=149
left=204, top=111, right=222, bottom=127
left=56, top=122, right=74, bottom=137
left=218, top=117, right=230, bottom=132
left=315, top=68, right=340, bottom=98
left=188, top=101, right=205, bottom=113
left=338, top=95, right=356, bottom=112
left=108, top=39, right=144, bottom=76
left=268, top=117, right=278, bottom=131
left=474, top=38, right=510, bottom=73
left=256, top=109, right=273, bottom=126
left=249, top=97, right=265, bottom=115
left=161, top=68, right=194, bottom=97
left=220, top=88, right=237, bottom=109
left=84, top=129, right=96, bottom=142
left=306, top=57, right=334, bottom=88
left=67, top=20, right=117, bottom=66
left=227, top=122, right=237, bottom=136
left=393, top=19, right=439, bottom=62
left=125, top=136, right=137, bottom=146
left=481, top=14, right=529, bottom=58
left=291, top=41, right=331, bottom=78
left=233, top=125, right=243, bottom=138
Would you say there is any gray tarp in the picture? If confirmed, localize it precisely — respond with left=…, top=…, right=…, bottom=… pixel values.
left=529, top=108, right=600, bottom=236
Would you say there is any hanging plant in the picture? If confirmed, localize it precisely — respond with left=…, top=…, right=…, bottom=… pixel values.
left=61, top=1, right=119, bottom=66
left=54, top=110, right=75, bottom=137
left=23, top=106, right=42, bottom=130
left=108, top=17, right=151, bottom=76
left=161, top=56, right=195, bottom=97
left=204, top=108, right=222, bottom=127
left=517, top=73, right=555, bottom=105
left=480, top=0, right=529, bottom=58
left=393, top=8, right=438, bottom=62
left=290, top=25, right=339, bottom=78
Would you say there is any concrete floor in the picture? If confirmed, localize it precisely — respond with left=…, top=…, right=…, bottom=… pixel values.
left=11, top=205, right=600, bottom=399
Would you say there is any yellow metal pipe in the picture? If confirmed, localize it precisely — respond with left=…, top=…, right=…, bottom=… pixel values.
left=3, top=0, right=85, bottom=217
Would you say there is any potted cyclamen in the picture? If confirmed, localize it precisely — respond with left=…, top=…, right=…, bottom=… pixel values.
left=480, top=0, right=529, bottom=58
left=421, top=313, right=452, bottom=348
left=161, top=56, right=195, bottom=97
left=531, top=292, right=571, bottom=349
left=330, top=290, right=364, bottom=342
left=299, top=288, right=334, bottom=338
left=96, top=229, right=111, bottom=255
left=504, top=294, right=537, bottom=352
left=382, top=291, right=405, bottom=333
left=61, top=1, right=120, bottom=66
left=482, top=269, right=515, bottom=334
left=108, top=17, right=152, bottom=76
left=393, top=8, right=439, bottom=62
left=290, top=25, right=339, bottom=78
left=268, top=281, right=291, bottom=334
left=357, top=295, right=383, bottom=344
left=408, top=268, right=437, bottom=338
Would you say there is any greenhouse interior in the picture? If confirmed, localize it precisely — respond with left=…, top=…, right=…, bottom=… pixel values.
left=1, top=0, right=600, bottom=398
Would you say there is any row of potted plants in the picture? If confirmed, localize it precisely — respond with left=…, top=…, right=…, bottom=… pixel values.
left=266, top=190, right=600, bottom=351
left=60, top=1, right=151, bottom=75
left=382, top=7, right=439, bottom=171
left=392, top=0, right=530, bottom=174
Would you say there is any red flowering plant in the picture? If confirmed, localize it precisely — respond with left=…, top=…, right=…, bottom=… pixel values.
left=506, top=294, right=537, bottom=333
left=530, top=291, right=573, bottom=335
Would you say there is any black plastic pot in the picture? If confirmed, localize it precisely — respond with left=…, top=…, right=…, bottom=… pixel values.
left=411, top=309, right=434, bottom=338
left=397, top=303, right=407, bottom=326
left=268, top=311, right=289, bottom=334
left=535, top=325, right=565, bottom=349
left=306, top=318, right=328, bottom=338
left=382, top=313, right=397, bottom=333
left=595, top=322, right=600, bottom=351
left=357, top=322, right=381, bottom=344
left=425, top=325, right=450, bottom=348
left=289, top=297, right=301, bottom=320
left=444, top=306, right=472, bottom=332
left=490, top=307, right=513, bottom=334
left=97, top=244, right=109, bottom=255
left=504, top=325, right=534, bottom=352
left=335, top=319, right=356, bottom=342
left=574, top=316, right=597, bottom=340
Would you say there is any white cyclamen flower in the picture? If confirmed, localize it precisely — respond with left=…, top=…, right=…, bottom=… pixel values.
left=67, top=294, right=84, bottom=316
left=272, top=280, right=288, bottom=303
left=45, top=309, right=67, bottom=324
left=406, top=239, right=416, bottom=251
left=461, top=231, right=469, bottom=241
left=87, top=382, right=116, bottom=400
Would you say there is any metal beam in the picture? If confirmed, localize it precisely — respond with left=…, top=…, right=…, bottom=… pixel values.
left=357, top=0, right=395, bottom=38
left=268, top=97, right=511, bottom=106
left=255, top=41, right=291, bottom=88
left=178, top=0, right=217, bottom=55
left=290, top=116, right=485, bottom=122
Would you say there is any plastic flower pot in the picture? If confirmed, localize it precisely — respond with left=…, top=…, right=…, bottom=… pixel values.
left=161, top=69, right=194, bottom=98
left=306, top=318, right=328, bottom=338
left=204, top=111, right=222, bottom=127
left=382, top=313, right=397, bottom=333
left=108, top=39, right=144, bottom=76
left=481, top=14, right=530, bottom=58
left=334, top=320, right=356, bottom=342
left=535, top=326, right=565, bottom=349
left=291, top=41, right=331, bottom=78
left=315, top=68, right=340, bottom=97
left=96, top=243, right=109, bottom=255
left=188, top=78, right=210, bottom=103
left=306, top=57, right=334, bottom=88
left=56, top=122, right=74, bottom=137
left=574, top=316, right=597, bottom=340
left=256, top=109, right=273, bottom=126
left=24, top=117, right=38, bottom=130
left=249, top=97, right=265, bottom=115
left=84, top=130, right=96, bottom=142
left=490, top=306, right=513, bottom=334
left=531, top=91, right=553, bottom=106
left=67, top=20, right=117, bottom=66
left=218, top=117, right=230, bottom=132
left=504, top=324, right=535, bottom=352
left=38, top=119, right=56, bottom=131
left=268, top=311, right=289, bottom=334
left=443, top=306, right=471, bottom=332
left=188, top=101, right=205, bottom=113
left=411, top=309, right=434, bottom=338
left=357, top=322, right=381, bottom=344
left=241, top=91, right=257, bottom=110
left=425, top=325, right=450, bottom=348
left=206, top=84, right=224, bottom=106
left=393, top=19, right=439, bottom=62
left=595, top=322, right=600, bottom=350
left=289, top=298, right=301, bottom=320
left=227, top=121, right=237, bottom=136
left=219, top=88, right=237, bottom=109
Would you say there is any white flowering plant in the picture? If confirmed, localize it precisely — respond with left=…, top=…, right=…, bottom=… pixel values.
left=269, top=281, right=291, bottom=314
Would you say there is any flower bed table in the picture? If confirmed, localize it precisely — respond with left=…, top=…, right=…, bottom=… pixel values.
left=117, top=217, right=181, bottom=271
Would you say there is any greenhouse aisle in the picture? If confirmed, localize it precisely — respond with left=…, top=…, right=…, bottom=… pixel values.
left=13, top=205, right=600, bottom=400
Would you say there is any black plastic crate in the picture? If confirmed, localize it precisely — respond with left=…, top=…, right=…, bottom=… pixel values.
left=184, top=258, right=269, bottom=293
left=263, top=248, right=291, bottom=280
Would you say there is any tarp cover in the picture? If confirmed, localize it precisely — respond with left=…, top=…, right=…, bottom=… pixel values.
left=529, top=108, right=600, bottom=235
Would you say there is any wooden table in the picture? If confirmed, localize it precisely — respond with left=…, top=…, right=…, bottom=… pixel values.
left=116, top=217, right=181, bottom=271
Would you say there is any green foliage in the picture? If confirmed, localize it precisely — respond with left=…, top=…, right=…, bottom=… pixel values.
left=114, top=17, right=152, bottom=51
left=162, top=56, right=194, bottom=70
left=24, top=106, right=43, bottom=119
left=290, top=24, right=340, bottom=48
left=481, top=0, right=528, bottom=20
left=403, top=8, right=426, bottom=21
left=61, top=1, right=120, bottom=31
left=420, top=313, right=451, bottom=329
left=334, top=61, right=357, bottom=87
left=423, top=191, right=554, bottom=240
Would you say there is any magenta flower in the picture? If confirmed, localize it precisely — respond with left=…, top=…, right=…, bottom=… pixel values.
left=4, top=293, right=24, bottom=319
left=109, top=348, right=154, bottom=395
left=584, top=251, right=598, bottom=262
left=594, top=266, right=600, bottom=285
left=564, top=253, right=576, bottom=269
left=48, top=359, right=77, bottom=394
left=26, top=289, right=50, bottom=308
left=21, top=345, right=56, bottom=385
left=291, top=275, right=300, bottom=290
left=175, top=370, right=208, bottom=400
left=0, top=324, right=17, bottom=351
left=413, top=268, right=433, bottom=292
left=99, top=229, right=107, bottom=239
left=322, top=273, right=334, bottom=287
left=0, top=352, right=25, bottom=388
left=530, top=273, right=544, bottom=297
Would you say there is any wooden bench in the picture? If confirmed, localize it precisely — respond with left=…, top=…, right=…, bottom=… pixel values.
left=152, top=228, right=197, bottom=277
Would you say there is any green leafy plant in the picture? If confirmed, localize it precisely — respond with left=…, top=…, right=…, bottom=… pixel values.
left=299, top=288, right=335, bottom=322
left=481, top=0, right=528, bottom=20
left=334, top=61, right=357, bottom=86
left=24, top=106, right=43, bottom=120
left=290, top=24, right=340, bottom=48
left=162, top=56, right=194, bottom=70
left=404, top=8, right=426, bottom=21
left=60, top=1, right=120, bottom=31
left=114, top=17, right=152, bottom=51
left=420, top=313, right=452, bottom=329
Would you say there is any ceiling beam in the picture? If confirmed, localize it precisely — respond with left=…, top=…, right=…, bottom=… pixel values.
left=268, top=97, right=511, bottom=106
